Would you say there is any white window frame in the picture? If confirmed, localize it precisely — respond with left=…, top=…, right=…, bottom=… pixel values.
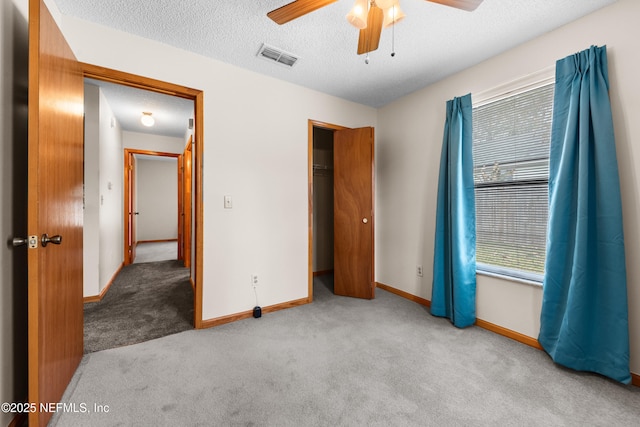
left=472, top=66, right=555, bottom=285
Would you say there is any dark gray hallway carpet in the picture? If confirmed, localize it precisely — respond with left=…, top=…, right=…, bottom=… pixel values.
left=84, top=260, right=193, bottom=353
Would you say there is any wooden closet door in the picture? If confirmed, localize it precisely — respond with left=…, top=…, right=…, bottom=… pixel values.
left=333, top=127, right=375, bottom=299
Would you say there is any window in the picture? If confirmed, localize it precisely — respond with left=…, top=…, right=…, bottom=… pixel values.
left=472, top=80, right=554, bottom=282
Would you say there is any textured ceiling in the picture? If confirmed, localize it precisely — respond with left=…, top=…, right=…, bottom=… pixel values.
left=85, top=78, right=194, bottom=138
left=57, top=0, right=617, bottom=136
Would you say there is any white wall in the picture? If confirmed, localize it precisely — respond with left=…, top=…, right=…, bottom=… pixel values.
left=56, top=13, right=378, bottom=322
left=376, top=0, right=640, bottom=375
left=0, top=0, right=28, bottom=424
left=83, top=83, right=100, bottom=296
left=136, top=157, right=178, bottom=241
left=83, top=83, right=124, bottom=297
left=98, top=88, right=124, bottom=293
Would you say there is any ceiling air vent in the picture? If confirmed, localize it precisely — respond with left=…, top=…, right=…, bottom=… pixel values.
left=257, top=43, right=299, bottom=68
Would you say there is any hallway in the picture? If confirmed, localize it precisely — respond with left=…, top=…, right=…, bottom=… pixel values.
left=84, top=242, right=192, bottom=353
left=133, top=241, right=177, bottom=264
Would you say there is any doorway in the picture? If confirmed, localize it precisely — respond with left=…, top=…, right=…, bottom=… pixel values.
left=25, top=4, right=202, bottom=424
left=308, top=120, right=376, bottom=302
left=82, top=77, right=197, bottom=352
left=82, top=63, right=205, bottom=328
left=311, top=127, right=335, bottom=291
left=124, top=149, right=183, bottom=266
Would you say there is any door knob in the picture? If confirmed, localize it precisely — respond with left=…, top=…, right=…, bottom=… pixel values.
left=41, top=234, right=62, bottom=247
left=362, top=218, right=368, bottom=224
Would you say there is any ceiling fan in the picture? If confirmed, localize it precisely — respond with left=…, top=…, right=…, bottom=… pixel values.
left=267, top=0, right=484, bottom=55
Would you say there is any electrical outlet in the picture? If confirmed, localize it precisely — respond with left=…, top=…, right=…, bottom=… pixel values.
left=251, top=274, right=259, bottom=287
left=417, top=266, right=423, bottom=277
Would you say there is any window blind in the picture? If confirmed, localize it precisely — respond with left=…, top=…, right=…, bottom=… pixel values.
left=472, top=83, right=554, bottom=278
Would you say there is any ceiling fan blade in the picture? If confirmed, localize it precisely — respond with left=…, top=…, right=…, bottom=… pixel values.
left=357, top=5, right=384, bottom=55
left=426, top=0, right=484, bottom=12
left=267, top=0, right=339, bottom=25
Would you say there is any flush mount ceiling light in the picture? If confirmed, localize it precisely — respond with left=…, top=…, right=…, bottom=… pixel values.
left=140, top=112, right=155, bottom=127
left=267, top=0, right=483, bottom=55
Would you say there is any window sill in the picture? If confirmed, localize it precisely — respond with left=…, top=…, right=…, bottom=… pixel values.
left=476, top=266, right=543, bottom=288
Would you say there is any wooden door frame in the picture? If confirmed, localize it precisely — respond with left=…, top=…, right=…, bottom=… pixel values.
left=183, top=136, right=193, bottom=268
left=177, top=153, right=184, bottom=261
left=82, top=63, right=205, bottom=328
left=125, top=152, right=137, bottom=264
left=307, top=120, right=349, bottom=302
left=123, top=149, right=181, bottom=265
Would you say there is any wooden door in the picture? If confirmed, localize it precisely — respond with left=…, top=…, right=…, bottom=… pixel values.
left=178, top=154, right=184, bottom=261
left=28, top=1, right=84, bottom=425
left=333, top=127, right=375, bottom=299
left=124, top=152, right=138, bottom=264
left=183, top=138, right=193, bottom=268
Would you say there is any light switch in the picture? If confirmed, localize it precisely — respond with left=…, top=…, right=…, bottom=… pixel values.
left=224, top=195, right=232, bottom=209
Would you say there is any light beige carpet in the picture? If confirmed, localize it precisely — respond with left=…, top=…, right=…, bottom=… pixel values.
left=57, top=275, right=640, bottom=426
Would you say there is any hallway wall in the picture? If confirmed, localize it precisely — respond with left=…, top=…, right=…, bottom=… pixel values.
left=83, top=83, right=124, bottom=297
left=136, top=156, right=178, bottom=241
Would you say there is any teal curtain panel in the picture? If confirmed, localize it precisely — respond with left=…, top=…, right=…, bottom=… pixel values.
left=539, top=46, right=630, bottom=384
left=431, top=94, right=476, bottom=328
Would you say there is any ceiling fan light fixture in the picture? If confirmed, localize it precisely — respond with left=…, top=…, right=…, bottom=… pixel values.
left=346, top=0, right=369, bottom=30
left=140, top=112, right=155, bottom=127
left=267, top=0, right=483, bottom=57
left=383, top=3, right=405, bottom=28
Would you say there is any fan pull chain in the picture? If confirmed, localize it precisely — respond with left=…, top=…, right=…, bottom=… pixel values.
left=391, top=4, right=396, bottom=57
left=365, top=53, right=370, bottom=64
